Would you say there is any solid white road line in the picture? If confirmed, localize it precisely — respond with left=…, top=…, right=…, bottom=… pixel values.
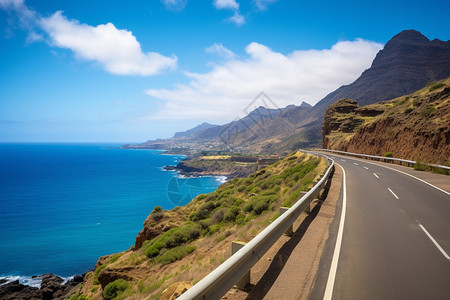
left=323, top=164, right=347, bottom=300
left=388, top=188, right=399, bottom=199
left=419, top=224, right=450, bottom=260
left=327, top=153, right=450, bottom=197
left=373, top=173, right=379, bottom=179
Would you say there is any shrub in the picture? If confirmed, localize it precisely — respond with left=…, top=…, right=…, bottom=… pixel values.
left=384, top=152, right=393, bottom=157
left=93, top=264, right=106, bottom=281
left=196, top=201, right=216, bottom=220
left=144, top=223, right=201, bottom=258
left=151, top=206, right=162, bottom=214
left=404, top=107, right=413, bottom=114
left=428, top=82, right=445, bottom=92
left=412, top=98, right=418, bottom=107
left=414, top=161, right=430, bottom=172
left=103, top=279, right=129, bottom=300
left=154, top=246, right=196, bottom=265
left=421, top=105, right=435, bottom=117
left=211, top=208, right=227, bottom=224
left=253, top=200, right=269, bottom=215
left=224, top=206, right=240, bottom=222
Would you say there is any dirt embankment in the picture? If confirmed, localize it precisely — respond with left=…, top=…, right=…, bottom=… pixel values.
left=323, top=78, right=450, bottom=165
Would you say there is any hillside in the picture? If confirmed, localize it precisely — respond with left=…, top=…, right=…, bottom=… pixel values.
left=126, top=30, right=450, bottom=153
left=322, top=78, right=450, bottom=165
left=70, top=152, right=326, bottom=299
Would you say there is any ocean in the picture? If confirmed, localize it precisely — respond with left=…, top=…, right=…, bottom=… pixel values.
left=0, top=143, right=224, bottom=285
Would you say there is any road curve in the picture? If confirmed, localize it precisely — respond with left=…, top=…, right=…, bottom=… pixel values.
left=313, top=153, right=450, bottom=300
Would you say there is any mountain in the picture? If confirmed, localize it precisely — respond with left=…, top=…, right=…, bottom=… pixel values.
left=173, top=122, right=217, bottom=138
left=322, top=78, right=450, bottom=165
left=129, top=30, right=450, bottom=154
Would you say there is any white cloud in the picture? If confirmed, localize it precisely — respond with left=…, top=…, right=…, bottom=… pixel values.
left=206, top=43, right=236, bottom=59
left=0, top=0, right=43, bottom=41
left=254, top=0, right=279, bottom=11
left=228, top=11, right=245, bottom=26
left=161, top=0, right=187, bottom=12
left=146, top=39, right=383, bottom=121
left=40, top=11, right=177, bottom=76
left=213, top=0, right=239, bottom=10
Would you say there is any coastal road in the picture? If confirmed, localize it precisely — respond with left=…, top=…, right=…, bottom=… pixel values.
left=312, top=153, right=450, bottom=300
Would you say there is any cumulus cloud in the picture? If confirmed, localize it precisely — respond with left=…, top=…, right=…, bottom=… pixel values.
left=39, top=11, right=177, bottom=76
left=254, top=0, right=279, bottom=11
left=213, top=0, right=245, bottom=26
left=146, top=39, right=383, bottom=121
left=213, top=0, right=239, bottom=10
left=228, top=11, right=245, bottom=26
left=206, top=42, right=236, bottom=59
left=161, top=0, right=187, bottom=12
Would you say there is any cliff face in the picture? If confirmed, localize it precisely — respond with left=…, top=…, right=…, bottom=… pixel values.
left=323, top=78, right=450, bottom=165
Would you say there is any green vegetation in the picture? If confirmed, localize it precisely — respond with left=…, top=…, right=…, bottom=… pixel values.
left=428, top=82, right=445, bottom=92
left=384, top=152, right=393, bottom=157
left=154, top=245, right=197, bottom=265
left=421, top=105, right=435, bottom=117
left=143, top=223, right=201, bottom=258
left=103, top=279, right=130, bottom=300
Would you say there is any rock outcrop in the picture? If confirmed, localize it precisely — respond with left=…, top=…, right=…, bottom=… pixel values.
left=322, top=78, right=450, bottom=165
left=0, top=274, right=83, bottom=300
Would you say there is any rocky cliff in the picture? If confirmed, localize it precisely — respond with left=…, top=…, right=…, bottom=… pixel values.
left=323, top=78, right=450, bottom=165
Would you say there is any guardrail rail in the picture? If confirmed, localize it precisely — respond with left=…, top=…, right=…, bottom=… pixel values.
left=316, top=149, right=450, bottom=172
left=178, top=155, right=335, bottom=300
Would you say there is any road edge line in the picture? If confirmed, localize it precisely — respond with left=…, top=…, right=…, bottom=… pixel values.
left=323, top=164, right=347, bottom=300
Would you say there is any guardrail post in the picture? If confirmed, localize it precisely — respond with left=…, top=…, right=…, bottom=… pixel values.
left=231, top=241, right=250, bottom=290
left=279, top=207, right=293, bottom=236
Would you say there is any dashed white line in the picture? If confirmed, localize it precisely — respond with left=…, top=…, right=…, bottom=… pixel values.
left=353, top=163, right=359, bottom=166
left=363, top=166, right=369, bottom=170
left=388, top=188, right=399, bottom=199
left=341, top=159, right=346, bottom=162
left=419, top=224, right=450, bottom=260
left=373, top=173, right=379, bottom=179
left=324, top=164, right=347, bottom=300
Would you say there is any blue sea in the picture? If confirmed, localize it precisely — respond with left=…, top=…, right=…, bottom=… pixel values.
left=0, top=143, right=224, bottom=285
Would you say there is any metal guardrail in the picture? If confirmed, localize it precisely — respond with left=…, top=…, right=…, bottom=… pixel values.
left=316, top=149, right=450, bottom=171
left=177, top=156, right=335, bottom=300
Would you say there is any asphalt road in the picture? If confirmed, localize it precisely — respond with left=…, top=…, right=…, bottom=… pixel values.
left=313, top=153, right=450, bottom=300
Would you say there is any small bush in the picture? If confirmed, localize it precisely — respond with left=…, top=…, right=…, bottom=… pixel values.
left=404, top=107, right=413, bottom=114
left=414, top=161, right=430, bottom=172
left=93, top=264, right=106, bottom=281
left=412, top=98, right=418, bottom=107
left=224, top=206, right=240, bottom=222
left=421, top=105, right=435, bottom=117
left=384, top=152, right=393, bottom=157
left=428, top=82, right=445, bottom=92
left=110, top=253, right=121, bottom=263
left=103, top=279, right=129, bottom=300
left=154, top=246, right=196, bottom=265
left=151, top=206, right=162, bottom=214
left=211, top=208, right=227, bottom=224
left=144, top=223, right=201, bottom=258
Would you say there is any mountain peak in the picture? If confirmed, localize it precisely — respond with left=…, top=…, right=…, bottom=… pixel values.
left=389, top=29, right=429, bottom=44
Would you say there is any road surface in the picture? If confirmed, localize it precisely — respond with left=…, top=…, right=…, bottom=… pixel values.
left=313, top=153, right=450, bottom=300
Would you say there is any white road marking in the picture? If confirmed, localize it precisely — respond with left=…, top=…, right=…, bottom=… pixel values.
left=388, top=188, right=399, bottom=199
left=353, top=163, right=359, bottom=166
left=326, top=153, right=450, bottom=197
left=363, top=166, right=369, bottom=170
left=373, top=173, right=379, bottom=179
left=419, top=224, right=450, bottom=260
left=341, top=159, right=346, bottom=162
left=324, top=164, right=347, bottom=300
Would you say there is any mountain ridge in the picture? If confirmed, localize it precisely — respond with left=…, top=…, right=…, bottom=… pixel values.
left=127, top=29, right=450, bottom=154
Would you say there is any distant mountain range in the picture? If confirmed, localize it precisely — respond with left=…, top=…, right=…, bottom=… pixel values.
left=128, top=30, right=450, bottom=154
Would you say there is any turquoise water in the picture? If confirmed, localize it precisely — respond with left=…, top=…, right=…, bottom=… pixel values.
left=0, top=143, right=223, bottom=282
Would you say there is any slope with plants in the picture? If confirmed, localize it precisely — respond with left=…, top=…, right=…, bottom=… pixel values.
left=69, top=152, right=326, bottom=300
left=322, top=78, right=450, bottom=165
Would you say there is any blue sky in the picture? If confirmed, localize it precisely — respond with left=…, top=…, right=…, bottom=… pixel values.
left=1, top=0, right=449, bottom=143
